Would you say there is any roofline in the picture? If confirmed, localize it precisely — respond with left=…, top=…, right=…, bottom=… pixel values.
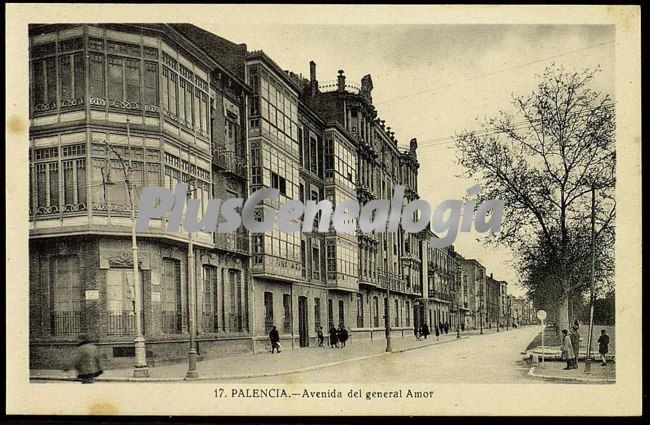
left=246, top=50, right=303, bottom=93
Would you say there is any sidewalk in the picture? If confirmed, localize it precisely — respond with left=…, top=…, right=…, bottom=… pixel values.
left=31, top=331, right=468, bottom=382
left=528, top=362, right=616, bottom=383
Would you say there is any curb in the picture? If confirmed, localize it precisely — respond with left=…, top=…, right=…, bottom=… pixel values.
left=30, top=336, right=468, bottom=383
left=527, top=366, right=616, bottom=384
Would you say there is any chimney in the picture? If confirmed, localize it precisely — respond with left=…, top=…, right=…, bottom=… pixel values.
left=309, top=61, right=318, bottom=96
left=337, top=70, right=346, bottom=92
left=361, top=74, right=373, bottom=100
left=410, top=138, right=418, bottom=155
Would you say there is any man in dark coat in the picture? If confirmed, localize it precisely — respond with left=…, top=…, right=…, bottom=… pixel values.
left=67, top=333, right=103, bottom=383
left=269, top=326, right=281, bottom=353
left=329, top=324, right=339, bottom=348
left=338, top=325, right=349, bottom=348
left=422, top=323, right=430, bottom=339
left=434, top=325, right=440, bottom=341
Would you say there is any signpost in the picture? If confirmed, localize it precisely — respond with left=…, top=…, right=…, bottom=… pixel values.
left=537, top=310, right=547, bottom=364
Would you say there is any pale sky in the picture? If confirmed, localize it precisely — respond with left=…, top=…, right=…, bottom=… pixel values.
left=202, top=23, right=615, bottom=297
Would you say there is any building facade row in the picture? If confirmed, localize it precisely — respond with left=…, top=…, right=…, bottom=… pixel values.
left=28, top=24, right=529, bottom=369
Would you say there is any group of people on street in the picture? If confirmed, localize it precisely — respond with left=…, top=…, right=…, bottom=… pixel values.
left=560, top=318, right=610, bottom=370
left=270, top=324, right=349, bottom=352
left=415, top=322, right=456, bottom=341
left=327, top=324, right=349, bottom=348
left=415, top=323, right=430, bottom=340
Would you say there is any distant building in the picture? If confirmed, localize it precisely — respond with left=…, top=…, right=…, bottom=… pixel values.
left=459, top=259, right=486, bottom=330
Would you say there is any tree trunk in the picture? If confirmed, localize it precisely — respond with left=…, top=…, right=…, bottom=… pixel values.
left=558, top=292, right=570, bottom=334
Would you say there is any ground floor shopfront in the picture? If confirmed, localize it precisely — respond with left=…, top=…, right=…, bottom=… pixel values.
left=30, top=236, right=421, bottom=369
left=29, top=235, right=249, bottom=370
left=250, top=279, right=420, bottom=352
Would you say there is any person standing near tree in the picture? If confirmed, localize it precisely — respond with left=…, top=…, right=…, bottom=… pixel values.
left=570, top=318, right=580, bottom=369
left=561, top=329, right=575, bottom=370
left=598, top=329, right=610, bottom=366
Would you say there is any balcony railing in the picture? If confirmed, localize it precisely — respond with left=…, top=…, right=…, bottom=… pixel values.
left=106, top=310, right=145, bottom=335
left=51, top=310, right=84, bottom=336
left=212, top=148, right=248, bottom=179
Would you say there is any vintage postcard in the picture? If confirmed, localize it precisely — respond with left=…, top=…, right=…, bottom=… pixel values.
left=5, top=3, right=642, bottom=417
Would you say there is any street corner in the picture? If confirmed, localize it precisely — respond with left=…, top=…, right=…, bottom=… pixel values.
left=527, top=362, right=616, bottom=384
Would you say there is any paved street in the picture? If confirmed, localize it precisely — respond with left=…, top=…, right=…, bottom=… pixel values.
left=218, top=326, right=541, bottom=384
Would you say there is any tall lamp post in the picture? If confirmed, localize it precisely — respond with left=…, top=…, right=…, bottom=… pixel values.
left=185, top=180, right=199, bottom=380
left=103, top=119, right=148, bottom=378
left=385, top=265, right=392, bottom=352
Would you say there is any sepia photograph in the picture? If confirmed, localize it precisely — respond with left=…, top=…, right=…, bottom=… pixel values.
left=5, top=3, right=642, bottom=417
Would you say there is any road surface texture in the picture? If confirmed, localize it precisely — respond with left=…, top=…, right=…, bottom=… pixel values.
left=219, top=326, right=541, bottom=384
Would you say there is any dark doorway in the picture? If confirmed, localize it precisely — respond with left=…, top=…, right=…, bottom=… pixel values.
left=298, top=296, right=309, bottom=347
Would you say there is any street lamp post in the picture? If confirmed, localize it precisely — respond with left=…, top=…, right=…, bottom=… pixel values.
left=385, top=268, right=392, bottom=352
left=185, top=181, right=199, bottom=380
left=103, top=119, right=148, bottom=378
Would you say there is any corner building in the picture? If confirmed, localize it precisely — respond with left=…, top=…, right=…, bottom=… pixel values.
left=28, top=24, right=252, bottom=369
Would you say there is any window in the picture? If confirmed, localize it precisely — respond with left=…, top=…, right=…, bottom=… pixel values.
left=311, top=242, right=321, bottom=280
left=283, top=294, right=291, bottom=332
left=106, top=268, right=143, bottom=335
left=61, top=159, right=87, bottom=207
left=300, top=239, right=306, bottom=278
left=338, top=300, right=345, bottom=327
left=356, top=294, right=364, bottom=328
left=264, top=292, right=274, bottom=332
left=406, top=301, right=411, bottom=326
left=229, top=269, right=242, bottom=332
left=51, top=256, right=83, bottom=335
left=395, top=299, right=399, bottom=327
left=162, top=259, right=182, bottom=334
left=309, top=136, right=318, bottom=175
left=125, top=59, right=141, bottom=102
left=314, top=297, right=321, bottom=330
left=328, top=299, right=333, bottom=328
left=35, top=162, right=59, bottom=212
left=143, top=62, right=158, bottom=106
left=107, top=56, right=124, bottom=101
left=373, top=297, right=379, bottom=327
left=89, top=53, right=105, bottom=98
left=202, top=266, right=218, bottom=332
left=270, top=171, right=287, bottom=196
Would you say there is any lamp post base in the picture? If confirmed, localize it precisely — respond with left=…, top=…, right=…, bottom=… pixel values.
left=385, top=334, right=393, bottom=352
left=186, top=349, right=199, bottom=379
left=133, top=366, right=150, bottom=378
left=133, top=335, right=149, bottom=377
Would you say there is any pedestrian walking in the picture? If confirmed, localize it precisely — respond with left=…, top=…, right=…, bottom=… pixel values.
left=269, top=326, right=281, bottom=354
left=329, top=324, right=339, bottom=348
left=461, top=323, right=465, bottom=332
left=317, top=326, right=324, bottom=347
left=597, top=329, right=610, bottom=366
left=561, top=329, right=574, bottom=370
left=338, top=324, right=349, bottom=348
left=434, top=325, right=440, bottom=341
left=445, top=322, right=449, bottom=334
left=570, top=318, right=580, bottom=369
left=65, top=333, right=103, bottom=384
left=422, top=323, right=430, bottom=339
left=414, top=326, right=421, bottom=341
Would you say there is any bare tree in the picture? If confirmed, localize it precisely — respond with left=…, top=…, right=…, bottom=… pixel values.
left=455, top=66, right=616, bottom=332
